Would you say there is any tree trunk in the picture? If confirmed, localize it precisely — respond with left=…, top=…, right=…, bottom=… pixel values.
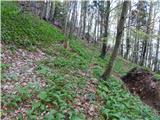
left=124, top=2, right=131, bottom=59
left=69, top=1, right=77, bottom=38
left=94, top=16, right=97, bottom=42
left=120, top=32, right=124, bottom=56
left=64, top=1, right=71, bottom=49
left=140, top=2, right=153, bottom=66
left=154, top=20, right=160, bottom=71
left=40, top=2, right=46, bottom=19
left=100, top=1, right=110, bottom=58
left=102, top=1, right=129, bottom=80
left=49, top=1, right=55, bottom=21
left=78, top=1, right=83, bottom=38
left=82, top=1, right=87, bottom=36
left=45, top=1, right=51, bottom=21
left=148, top=41, right=153, bottom=68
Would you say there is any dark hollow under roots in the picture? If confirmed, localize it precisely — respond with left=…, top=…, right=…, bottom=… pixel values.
left=121, top=67, right=160, bottom=113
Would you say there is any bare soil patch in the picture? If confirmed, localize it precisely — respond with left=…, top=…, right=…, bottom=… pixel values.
left=121, top=67, right=160, bottom=113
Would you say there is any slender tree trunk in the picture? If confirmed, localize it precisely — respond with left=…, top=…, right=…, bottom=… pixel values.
left=124, top=2, right=131, bottom=59
left=69, top=1, right=77, bottom=38
left=94, top=16, right=97, bottom=42
left=154, top=20, right=160, bottom=71
left=45, top=1, right=51, bottom=21
left=49, top=1, right=55, bottom=21
left=120, top=32, right=124, bottom=56
left=73, top=3, right=78, bottom=38
left=41, top=2, right=46, bottom=19
left=64, top=1, right=71, bottom=49
left=82, top=1, right=87, bottom=36
left=78, top=1, right=83, bottom=38
left=100, top=1, right=110, bottom=58
left=89, top=13, right=94, bottom=35
left=100, top=1, right=104, bottom=38
left=140, top=2, right=153, bottom=66
left=102, top=1, right=130, bottom=80
left=29, top=1, right=36, bottom=14
left=148, top=41, right=153, bottom=68
left=97, top=11, right=100, bottom=42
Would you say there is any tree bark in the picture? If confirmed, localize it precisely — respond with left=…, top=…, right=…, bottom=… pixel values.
left=69, top=1, right=77, bottom=38
left=49, top=1, right=55, bottom=21
left=100, top=1, right=110, bottom=58
left=102, top=1, right=129, bottom=80
left=64, top=1, right=71, bottom=49
left=140, top=2, right=153, bottom=66
left=82, top=1, right=87, bottom=36
left=45, top=1, right=51, bottom=21
left=78, top=1, right=83, bottom=38
left=40, top=2, right=46, bottom=19
left=154, top=20, right=160, bottom=71
left=124, top=2, right=131, bottom=59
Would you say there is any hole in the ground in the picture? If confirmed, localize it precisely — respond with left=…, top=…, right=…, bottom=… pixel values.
left=121, top=67, right=160, bottom=113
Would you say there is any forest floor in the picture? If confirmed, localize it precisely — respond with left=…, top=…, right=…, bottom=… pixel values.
left=1, top=43, right=47, bottom=119
left=2, top=40, right=160, bottom=120
left=1, top=2, right=160, bottom=120
left=1, top=42, right=102, bottom=119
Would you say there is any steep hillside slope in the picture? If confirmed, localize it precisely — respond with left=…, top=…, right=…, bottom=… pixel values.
left=1, top=2, right=64, bottom=48
left=1, top=2, right=160, bottom=120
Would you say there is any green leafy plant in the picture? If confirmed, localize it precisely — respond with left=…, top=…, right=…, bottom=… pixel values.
left=1, top=63, right=9, bottom=70
left=36, top=65, right=50, bottom=75
left=38, top=91, right=48, bottom=101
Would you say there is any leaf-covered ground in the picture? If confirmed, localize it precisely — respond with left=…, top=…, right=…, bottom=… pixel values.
left=1, top=43, right=46, bottom=119
left=1, top=1, right=160, bottom=120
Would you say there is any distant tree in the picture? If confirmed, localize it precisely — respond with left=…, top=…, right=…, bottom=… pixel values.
left=78, top=1, right=84, bottom=38
left=45, top=1, right=51, bottom=21
left=49, top=1, right=55, bottom=21
left=86, top=3, right=94, bottom=43
left=154, top=20, right=160, bottom=71
left=82, top=1, right=88, bottom=36
left=40, top=1, right=46, bottom=19
left=100, top=1, right=110, bottom=58
left=124, top=2, right=131, bottom=60
left=102, top=1, right=130, bottom=80
left=132, top=1, right=148, bottom=64
left=99, top=1, right=105, bottom=37
left=69, top=1, right=78, bottom=38
left=140, top=1, right=153, bottom=66
left=64, top=1, right=71, bottom=49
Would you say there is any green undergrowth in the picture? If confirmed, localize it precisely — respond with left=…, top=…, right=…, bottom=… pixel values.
left=1, top=1, right=64, bottom=49
left=1, top=1, right=160, bottom=120
left=98, top=77, right=159, bottom=120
